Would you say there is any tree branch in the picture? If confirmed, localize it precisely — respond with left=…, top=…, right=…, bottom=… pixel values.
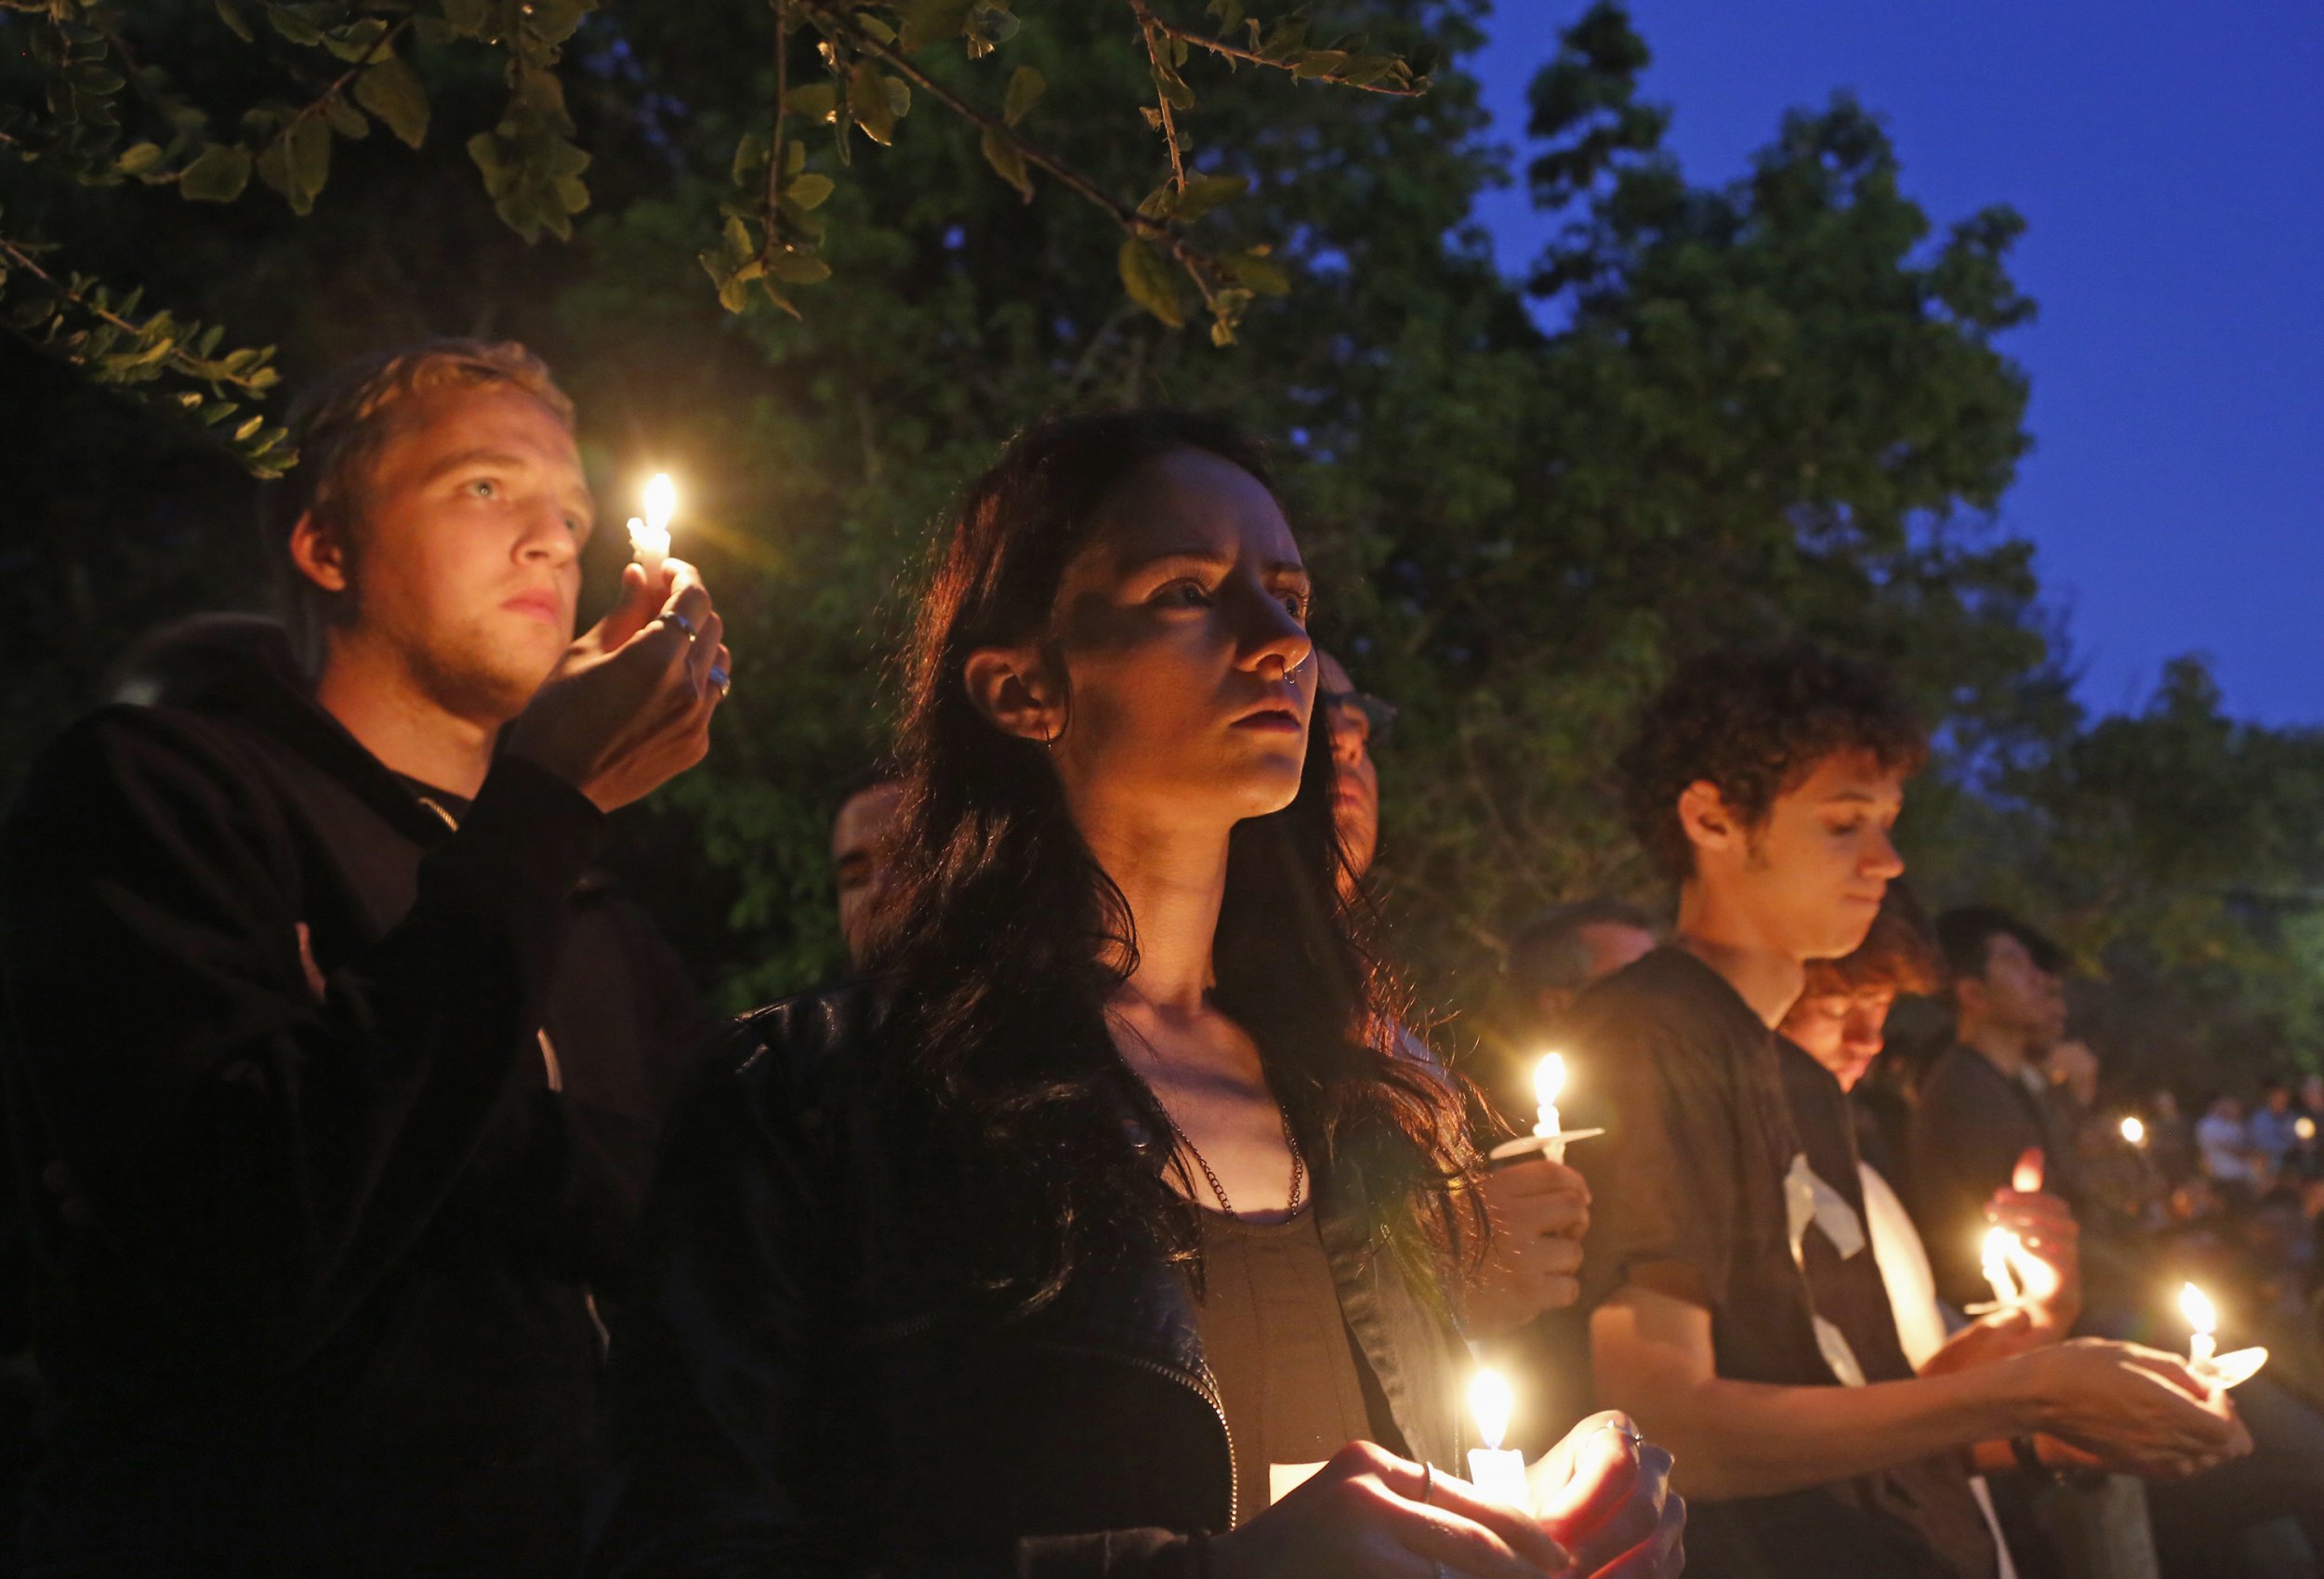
left=1136, top=4, right=1426, bottom=97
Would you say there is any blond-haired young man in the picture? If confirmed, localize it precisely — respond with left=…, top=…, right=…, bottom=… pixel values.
left=0, top=340, right=728, bottom=1576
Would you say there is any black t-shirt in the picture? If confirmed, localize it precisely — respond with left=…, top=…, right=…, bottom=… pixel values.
left=1567, top=949, right=1995, bottom=1579
left=1908, top=1045, right=2081, bottom=1312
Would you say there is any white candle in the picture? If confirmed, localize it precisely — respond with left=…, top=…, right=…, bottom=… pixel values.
left=2179, top=1281, right=2270, bottom=1388
left=1533, top=1053, right=1566, bottom=1163
left=1981, top=1226, right=2023, bottom=1309
left=627, top=471, right=677, bottom=576
left=1465, top=1369, right=1531, bottom=1512
left=2119, top=1115, right=2146, bottom=1146
left=2181, top=1282, right=2216, bottom=1369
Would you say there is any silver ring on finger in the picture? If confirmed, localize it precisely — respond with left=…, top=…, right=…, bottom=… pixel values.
left=707, top=664, right=730, bottom=694
left=662, top=610, right=696, bottom=638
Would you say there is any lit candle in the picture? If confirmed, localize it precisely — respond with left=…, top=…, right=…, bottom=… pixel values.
left=2177, top=1282, right=2267, bottom=1387
left=2120, top=1115, right=2146, bottom=1146
left=1981, top=1226, right=2024, bottom=1310
left=627, top=471, right=677, bottom=577
left=1534, top=1053, right=1566, bottom=1158
left=2297, top=1115, right=2317, bottom=1144
left=1466, top=1369, right=1532, bottom=1512
left=1486, top=1050, right=1602, bottom=1164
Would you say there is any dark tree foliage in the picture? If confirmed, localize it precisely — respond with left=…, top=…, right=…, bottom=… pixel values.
left=4, top=0, right=2317, bottom=1094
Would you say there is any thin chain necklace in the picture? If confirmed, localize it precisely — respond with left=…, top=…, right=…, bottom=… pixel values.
left=1145, top=1086, right=1306, bottom=1219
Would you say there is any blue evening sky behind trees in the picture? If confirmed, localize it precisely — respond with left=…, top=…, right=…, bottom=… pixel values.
left=1472, top=1, right=2324, bottom=725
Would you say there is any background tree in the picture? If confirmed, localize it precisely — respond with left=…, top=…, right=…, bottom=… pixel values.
left=4, top=0, right=2317, bottom=1099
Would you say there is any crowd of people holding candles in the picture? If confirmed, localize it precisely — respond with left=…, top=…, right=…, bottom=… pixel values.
left=0, top=337, right=2317, bottom=1579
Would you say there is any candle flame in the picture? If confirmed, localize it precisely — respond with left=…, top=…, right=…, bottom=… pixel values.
left=1469, top=1368, right=1514, bottom=1453
left=1981, top=1227, right=2017, bottom=1290
left=2298, top=1115, right=2317, bottom=1142
left=644, top=472, right=677, bottom=533
left=2180, top=1282, right=2216, bottom=1337
left=1533, top=1052, right=1566, bottom=1112
left=2119, top=1115, right=2146, bottom=1145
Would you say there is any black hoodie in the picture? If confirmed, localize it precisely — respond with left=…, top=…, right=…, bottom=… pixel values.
left=0, top=629, right=702, bottom=1577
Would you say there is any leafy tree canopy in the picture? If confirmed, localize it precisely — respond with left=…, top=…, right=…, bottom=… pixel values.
left=4, top=0, right=2317, bottom=1094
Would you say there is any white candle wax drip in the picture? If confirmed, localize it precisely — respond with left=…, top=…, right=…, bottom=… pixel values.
left=627, top=471, right=676, bottom=575
left=1465, top=1369, right=1531, bottom=1512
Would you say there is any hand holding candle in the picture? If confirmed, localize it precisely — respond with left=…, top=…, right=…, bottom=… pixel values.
left=627, top=471, right=677, bottom=577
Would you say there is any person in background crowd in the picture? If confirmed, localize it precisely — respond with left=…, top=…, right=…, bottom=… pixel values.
left=831, top=761, right=906, bottom=967
left=1313, top=646, right=1601, bottom=1409
left=0, top=340, right=728, bottom=1578
left=1313, top=650, right=1387, bottom=894
left=1573, top=641, right=2245, bottom=1579
left=2196, top=1095, right=2263, bottom=1199
left=1507, top=901, right=1661, bottom=1045
left=1908, top=908, right=2083, bottom=1312
left=2247, top=1083, right=2300, bottom=1175
left=2146, top=1088, right=2199, bottom=1187
left=590, top=412, right=1684, bottom=1579
left=1778, top=889, right=2095, bottom=1579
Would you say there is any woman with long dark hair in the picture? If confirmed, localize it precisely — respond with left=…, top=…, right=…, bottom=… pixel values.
left=588, top=412, right=1683, bottom=1578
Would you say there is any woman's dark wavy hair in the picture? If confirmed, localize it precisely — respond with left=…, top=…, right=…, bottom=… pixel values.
left=865, top=409, right=1484, bottom=1311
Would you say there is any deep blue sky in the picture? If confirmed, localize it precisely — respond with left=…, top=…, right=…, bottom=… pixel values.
left=1471, top=2, right=2324, bottom=726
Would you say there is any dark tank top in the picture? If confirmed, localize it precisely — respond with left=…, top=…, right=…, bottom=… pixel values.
left=1191, top=1205, right=1382, bottom=1523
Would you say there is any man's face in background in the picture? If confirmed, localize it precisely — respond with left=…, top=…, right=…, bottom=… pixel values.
left=1316, top=650, right=1380, bottom=885
left=833, top=779, right=905, bottom=966
left=1963, top=930, right=2067, bottom=1046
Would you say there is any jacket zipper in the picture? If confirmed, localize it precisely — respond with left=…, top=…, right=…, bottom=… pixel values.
left=1033, top=1341, right=1237, bottom=1531
left=535, top=1028, right=609, bottom=1357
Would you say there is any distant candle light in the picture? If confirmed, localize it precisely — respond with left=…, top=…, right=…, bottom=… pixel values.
left=2298, top=1115, right=2317, bottom=1143
left=2120, top=1115, right=2146, bottom=1146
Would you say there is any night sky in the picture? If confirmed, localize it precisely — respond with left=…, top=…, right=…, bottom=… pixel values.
left=1472, top=2, right=2324, bottom=726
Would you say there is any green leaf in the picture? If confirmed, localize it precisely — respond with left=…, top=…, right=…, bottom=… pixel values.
left=787, top=83, right=838, bottom=124
left=899, top=0, right=976, bottom=52
left=766, top=251, right=832, bottom=284
left=324, top=18, right=390, bottom=63
left=214, top=0, right=256, bottom=43
left=1003, top=65, right=1044, bottom=127
left=287, top=114, right=333, bottom=208
left=114, top=141, right=167, bottom=177
left=321, top=93, right=369, bottom=139
left=849, top=62, right=898, bottom=147
left=1220, top=248, right=1290, bottom=296
left=1205, top=0, right=1245, bottom=30
left=786, top=172, right=834, bottom=210
left=1117, top=239, right=1184, bottom=328
left=265, top=6, right=326, bottom=46
left=979, top=128, right=1033, bottom=201
left=730, top=132, right=767, bottom=184
left=1172, top=172, right=1248, bottom=223
left=355, top=54, right=430, bottom=148
left=1290, top=49, right=1350, bottom=80
left=439, top=0, right=488, bottom=35
left=178, top=142, right=252, bottom=203
left=1154, top=61, right=1195, bottom=111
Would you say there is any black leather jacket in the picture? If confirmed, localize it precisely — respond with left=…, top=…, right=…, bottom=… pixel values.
left=587, top=988, right=1474, bottom=1577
